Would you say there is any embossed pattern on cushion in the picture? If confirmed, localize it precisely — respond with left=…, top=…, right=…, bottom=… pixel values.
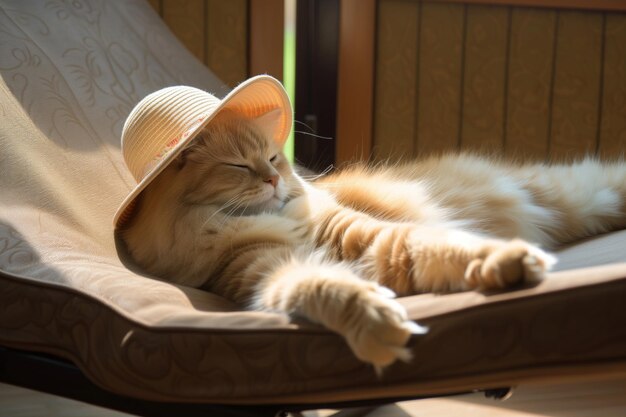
left=1, top=0, right=625, bottom=406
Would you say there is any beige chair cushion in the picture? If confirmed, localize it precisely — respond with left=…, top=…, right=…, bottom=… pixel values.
left=1, top=0, right=625, bottom=406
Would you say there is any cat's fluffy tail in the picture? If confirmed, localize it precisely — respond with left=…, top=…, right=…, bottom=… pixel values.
left=516, top=157, right=626, bottom=247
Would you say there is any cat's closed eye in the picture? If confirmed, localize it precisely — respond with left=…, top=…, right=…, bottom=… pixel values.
left=270, top=155, right=278, bottom=163
left=227, top=163, right=250, bottom=171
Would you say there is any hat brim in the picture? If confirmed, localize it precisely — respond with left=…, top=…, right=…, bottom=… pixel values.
left=114, top=75, right=292, bottom=229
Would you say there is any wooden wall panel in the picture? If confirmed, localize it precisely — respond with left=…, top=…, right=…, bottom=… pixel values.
left=373, top=0, right=420, bottom=160
left=460, top=5, right=509, bottom=153
left=505, top=8, right=556, bottom=159
left=162, top=0, right=206, bottom=63
left=549, top=11, right=603, bottom=160
left=599, top=14, right=626, bottom=158
left=416, top=2, right=465, bottom=155
left=428, top=0, right=626, bottom=12
left=149, top=0, right=249, bottom=88
left=205, top=0, right=247, bottom=87
left=347, top=0, right=626, bottom=163
left=249, top=0, right=284, bottom=81
left=337, top=0, right=376, bottom=164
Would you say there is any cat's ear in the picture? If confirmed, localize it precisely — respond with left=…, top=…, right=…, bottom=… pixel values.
left=251, top=108, right=283, bottom=146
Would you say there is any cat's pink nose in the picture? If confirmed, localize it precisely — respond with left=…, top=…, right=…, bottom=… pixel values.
left=264, top=175, right=279, bottom=188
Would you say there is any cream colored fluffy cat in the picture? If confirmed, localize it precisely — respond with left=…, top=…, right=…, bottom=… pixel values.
left=122, top=110, right=626, bottom=369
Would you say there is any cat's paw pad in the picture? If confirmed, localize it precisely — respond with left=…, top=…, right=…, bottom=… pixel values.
left=344, top=284, right=427, bottom=370
left=465, top=239, right=556, bottom=290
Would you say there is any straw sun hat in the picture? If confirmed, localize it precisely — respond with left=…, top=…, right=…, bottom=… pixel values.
left=114, top=75, right=292, bottom=229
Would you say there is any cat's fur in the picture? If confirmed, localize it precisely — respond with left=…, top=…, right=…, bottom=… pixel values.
left=122, top=110, right=626, bottom=369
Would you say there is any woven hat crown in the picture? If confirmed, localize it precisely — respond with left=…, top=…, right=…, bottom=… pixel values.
left=122, top=86, right=220, bottom=183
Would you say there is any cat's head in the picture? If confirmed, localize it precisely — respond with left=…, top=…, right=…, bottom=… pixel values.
left=162, top=109, right=302, bottom=214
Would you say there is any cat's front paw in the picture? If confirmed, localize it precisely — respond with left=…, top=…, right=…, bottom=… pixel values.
left=343, top=284, right=427, bottom=371
left=465, top=239, right=556, bottom=290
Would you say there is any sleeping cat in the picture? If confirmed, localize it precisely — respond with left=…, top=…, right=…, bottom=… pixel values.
left=121, top=109, right=626, bottom=370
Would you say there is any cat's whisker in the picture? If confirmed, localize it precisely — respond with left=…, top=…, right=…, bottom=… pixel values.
left=216, top=196, right=242, bottom=214
left=220, top=195, right=241, bottom=211
left=223, top=198, right=247, bottom=219
left=232, top=202, right=252, bottom=228
left=294, top=130, right=334, bottom=140
left=202, top=195, right=246, bottom=227
left=293, top=119, right=315, bottom=132
left=224, top=192, right=262, bottom=220
left=300, top=165, right=334, bottom=181
left=223, top=199, right=250, bottom=229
